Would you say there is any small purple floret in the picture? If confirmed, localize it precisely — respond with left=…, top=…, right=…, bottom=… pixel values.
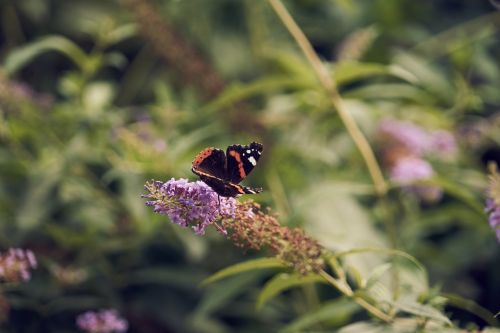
left=0, top=248, right=37, bottom=283
left=76, top=309, right=128, bottom=333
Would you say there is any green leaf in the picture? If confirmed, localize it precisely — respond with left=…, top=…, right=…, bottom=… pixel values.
left=344, top=83, right=434, bottom=103
left=256, top=273, right=325, bottom=310
left=333, top=61, right=418, bottom=85
left=202, top=76, right=313, bottom=114
left=346, top=265, right=364, bottom=289
left=334, top=247, right=428, bottom=288
left=442, top=292, right=499, bottom=327
left=365, top=263, right=392, bottom=290
left=425, top=177, right=484, bottom=215
left=298, top=183, right=387, bottom=277
left=103, top=23, right=137, bottom=46
left=391, top=299, right=452, bottom=326
left=393, top=51, right=453, bottom=100
left=264, top=51, right=316, bottom=80
left=196, top=271, right=265, bottom=316
left=4, top=35, right=88, bottom=74
left=201, top=258, right=285, bottom=286
left=279, top=298, right=360, bottom=333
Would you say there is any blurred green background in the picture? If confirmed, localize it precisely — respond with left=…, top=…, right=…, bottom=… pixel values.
left=0, top=0, right=499, bottom=332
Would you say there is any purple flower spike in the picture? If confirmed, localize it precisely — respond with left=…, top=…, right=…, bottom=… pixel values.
left=76, top=309, right=128, bottom=333
left=486, top=165, right=500, bottom=242
left=390, top=157, right=442, bottom=201
left=379, top=119, right=430, bottom=155
left=390, top=157, right=434, bottom=183
left=486, top=199, right=500, bottom=242
left=0, top=248, right=37, bottom=283
left=143, top=178, right=236, bottom=235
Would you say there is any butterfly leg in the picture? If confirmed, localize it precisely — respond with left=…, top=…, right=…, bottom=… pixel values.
left=213, top=195, right=227, bottom=235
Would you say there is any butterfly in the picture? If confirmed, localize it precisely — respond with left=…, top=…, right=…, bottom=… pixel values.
left=191, top=142, right=263, bottom=197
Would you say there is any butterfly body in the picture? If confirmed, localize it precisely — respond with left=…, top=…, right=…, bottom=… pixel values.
left=191, top=142, right=263, bottom=197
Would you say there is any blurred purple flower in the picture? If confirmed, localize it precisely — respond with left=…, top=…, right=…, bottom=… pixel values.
left=429, top=130, right=457, bottom=156
left=378, top=118, right=457, bottom=158
left=0, top=248, right=37, bottom=283
left=485, top=199, right=500, bottom=242
left=390, top=157, right=434, bottom=183
left=486, top=163, right=500, bottom=242
left=143, top=178, right=236, bottom=235
left=76, top=309, right=128, bottom=333
left=378, top=119, right=430, bottom=155
left=9, top=81, right=54, bottom=109
left=390, top=157, right=442, bottom=201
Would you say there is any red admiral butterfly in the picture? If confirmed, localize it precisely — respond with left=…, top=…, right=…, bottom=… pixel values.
left=192, top=142, right=263, bottom=197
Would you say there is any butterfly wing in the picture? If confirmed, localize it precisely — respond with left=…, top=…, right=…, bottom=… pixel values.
left=191, top=147, right=227, bottom=180
left=226, top=142, right=263, bottom=183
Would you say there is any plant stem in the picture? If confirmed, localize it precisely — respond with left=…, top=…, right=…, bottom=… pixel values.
left=267, top=0, right=387, bottom=196
left=319, top=270, right=392, bottom=323
left=268, top=0, right=401, bottom=302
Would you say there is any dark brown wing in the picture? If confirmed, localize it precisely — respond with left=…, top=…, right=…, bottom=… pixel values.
left=191, top=147, right=227, bottom=180
left=226, top=142, right=263, bottom=183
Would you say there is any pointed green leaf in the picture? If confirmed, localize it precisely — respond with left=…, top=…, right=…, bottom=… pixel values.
left=391, top=299, right=452, bottom=326
left=196, top=270, right=265, bottom=316
left=333, top=62, right=418, bottom=85
left=279, top=298, right=360, bottom=333
left=346, top=265, right=364, bottom=289
left=344, top=83, right=433, bottom=102
left=256, top=272, right=325, bottom=310
left=201, top=258, right=285, bottom=286
left=365, top=263, right=392, bottom=290
left=334, top=247, right=428, bottom=288
left=425, top=177, right=484, bottom=215
left=442, top=292, right=499, bottom=327
left=202, top=76, right=312, bottom=114
left=4, top=35, right=88, bottom=74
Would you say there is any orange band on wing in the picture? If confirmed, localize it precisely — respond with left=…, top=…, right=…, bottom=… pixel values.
left=229, top=150, right=246, bottom=178
left=192, top=147, right=214, bottom=166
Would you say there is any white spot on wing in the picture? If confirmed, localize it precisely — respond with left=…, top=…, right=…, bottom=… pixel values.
left=246, top=149, right=251, bottom=154
left=248, top=156, right=257, bottom=166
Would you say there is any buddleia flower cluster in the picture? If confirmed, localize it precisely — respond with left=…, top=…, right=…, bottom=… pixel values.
left=222, top=201, right=324, bottom=274
left=143, top=179, right=324, bottom=275
left=485, top=164, right=500, bottom=242
left=0, top=248, right=37, bottom=283
left=143, top=178, right=236, bottom=235
left=76, top=309, right=128, bottom=333
left=378, top=118, right=457, bottom=201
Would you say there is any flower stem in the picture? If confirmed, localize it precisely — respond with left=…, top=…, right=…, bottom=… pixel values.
left=268, top=0, right=400, bottom=299
left=319, top=270, right=392, bottom=323
left=267, top=0, right=387, bottom=196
